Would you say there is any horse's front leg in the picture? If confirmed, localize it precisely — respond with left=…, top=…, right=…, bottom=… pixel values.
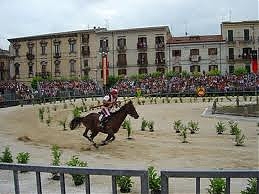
left=101, top=134, right=115, bottom=145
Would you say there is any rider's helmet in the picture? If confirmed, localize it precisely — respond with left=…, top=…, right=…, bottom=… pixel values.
left=110, top=88, right=118, bottom=96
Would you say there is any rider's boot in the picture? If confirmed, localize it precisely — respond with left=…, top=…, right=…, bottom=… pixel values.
left=100, top=116, right=108, bottom=129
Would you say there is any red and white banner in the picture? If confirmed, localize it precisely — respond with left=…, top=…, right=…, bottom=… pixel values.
left=251, top=50, right=258, bottom=74
left=102, top=55, right=109, bottom=85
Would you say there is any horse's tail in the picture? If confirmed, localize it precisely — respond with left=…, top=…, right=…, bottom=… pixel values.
left=70, top=117, right=82, bottom=130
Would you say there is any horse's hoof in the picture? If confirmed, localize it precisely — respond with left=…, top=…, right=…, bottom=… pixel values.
left=100, top=141, right=108, bottom=146
left=93, top=143, right=99, bottom=148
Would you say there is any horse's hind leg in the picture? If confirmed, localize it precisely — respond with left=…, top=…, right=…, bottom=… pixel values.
left=89, top=131, right=99, bottom=148
left=83, top=128, right=97, bottom=147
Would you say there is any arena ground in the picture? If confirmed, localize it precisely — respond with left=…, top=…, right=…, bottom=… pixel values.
left=0, top=97, right=258, bottom=194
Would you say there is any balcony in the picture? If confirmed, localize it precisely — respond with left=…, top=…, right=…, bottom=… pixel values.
left=137, top=42, right=147, bottom=51
left=82, top=47, right=90, bottom=56
left=36, top=72, right=50, bottom=78
left=53, top=53, right=61, bottom=58
left=117, top=45, right=127, bottom=53
left=155, top=58, right=166, bottom=66
left=26, top=53, right=35, bottom=61
left=99, top=47, right=109, bottom=54
left=155, top=42, right=165, bottom=51
left=189, top=55, right=201, bottom=62
left=227, top=54, right=252, bottom=63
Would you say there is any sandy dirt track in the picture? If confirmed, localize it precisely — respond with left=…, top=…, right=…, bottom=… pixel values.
left=0, top=97, right=258, bottom=193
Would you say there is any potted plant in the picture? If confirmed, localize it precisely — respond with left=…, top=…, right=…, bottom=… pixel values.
left=148, top=166, right=161, bottom=194
left=16, top=152, right=30, bottom=173
left=116, top=175, right=133, bottom=193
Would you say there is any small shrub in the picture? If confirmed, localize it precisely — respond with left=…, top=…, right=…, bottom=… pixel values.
left=66, top=155, right=87, bottom=186
left=116, top=176, right=133, bottom=193
left=180, top=124, right=188, bottom=143
left=125, top=119, right=132, bottom=139
left=46, top=113, right=52, bottom=126
left=216, top=121, right=226, bottom=134
left=173, top=120, right=182, bottom=133
left=16, top=152, right=30, bottom=164
left=228, top=120, right=239, bottom=135
left=241, top=178, right=257, bottom=194
left=234, top=129, right=246, bottom=146
left=0, top=147, right=13, bottom=163
left=122, top=119, right=130, bottom=129
left=38, top=107, right=45, bottom=122
left=148, top=166, right=161, bottom=192
left=58, top=118, right=67, bottom=130
left=141, top=118, right=148, bottom=131
left=148, top=120, right=154, bottom=132
left=72, top=107, right=82, bottom=118
left=207, top=178, right=226, bottom=194
left=188, top=120, right=199, bottom=134
left=51, top=145, right=62, bottom=166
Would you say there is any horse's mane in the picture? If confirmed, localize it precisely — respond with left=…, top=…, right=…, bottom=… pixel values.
left=111, top=101, right=128, bottom=115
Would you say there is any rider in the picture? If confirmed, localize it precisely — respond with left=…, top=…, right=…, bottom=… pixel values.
left=99, top=88, right=119, bottom=128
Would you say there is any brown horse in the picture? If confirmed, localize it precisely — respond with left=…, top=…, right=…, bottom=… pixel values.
left=69, top=100, right=139, bottom=147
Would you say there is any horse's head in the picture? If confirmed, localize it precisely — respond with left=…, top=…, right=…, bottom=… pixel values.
left=125, top=100, right=139, bottom=119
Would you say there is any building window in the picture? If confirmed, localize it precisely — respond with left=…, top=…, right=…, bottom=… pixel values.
left=14, top=63, right=20, bottom=77
left=117, top=38, right=126, bottom=47
left=68, top=38, right=76, bottom=53
left=137, top=53, right=148, bottom=65
left=40, top=40, right=48, bottom=55
left=69, top=42, right=76, bottom=53
left=208, top=48, right=217, bottom=55
left=229, top=65, right=234, bottom=74
left=228, top=30, right=233, bottom=41
left=209, top=65, right=218, bottom=71
left=118, top=69, right=127, bottom=76
left=190, top=65, right=200, bottom=72
left=242, top=48, right=252, bottom=59
left=138, top=68, right=147, bottom=74
left=117, top=54, right=127, bottom=66
left=100, top=39, right=109, bottom=53
left=137, top=37, right=147, bottom=49
left=155, top=36, right=165, bottom=49
left=190, top=49, right=199, bottom=55
left=84, top=60, right=88, bottom=68
left=70, top=59, right=76, bottom=73
left=54, top=44, right=60, bottom=55
left=173, top=66, right=182, bottom=73
left=82, top=34, right=89, bottom=43
left=155, top=52, right=165, bottom=64
left=228, top=48, right=234, bottom=59
left=244, top=29, right=250, bottom=41
left=172, top=50, right=181, bottom=57
left=156, top=67, right=165, bottom=73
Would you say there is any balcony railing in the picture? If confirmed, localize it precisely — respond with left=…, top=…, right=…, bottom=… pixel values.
left=137, top=42, right=147, bottom=51
left=99, top=47, right=109, bottom=54
left=155, top=42, right=165, bottom=50
left=82, top=48, right=90, bottom=56
left=137, top=59, right=148, bottom=66
left=155, top=59, right=166, bottom=65
left=189, top=55, right=201, bottom=62
left=117, top=45, right=127, bottom=53
left=26, top=53, right=35, bottom=61
left=227, top=36, right=254, bottom=44
left=227, top=55, right=252, bottom=63
left=53, top=53, right=61, bottom=58
left=36, top=72, right=50, bottom=78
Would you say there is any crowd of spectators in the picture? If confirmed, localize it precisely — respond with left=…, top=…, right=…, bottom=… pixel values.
left=113, top=73, right=259, bottom=95
left=0, top=73, right=258, bottom=103
left=38, top=80, right=102, bottom=97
